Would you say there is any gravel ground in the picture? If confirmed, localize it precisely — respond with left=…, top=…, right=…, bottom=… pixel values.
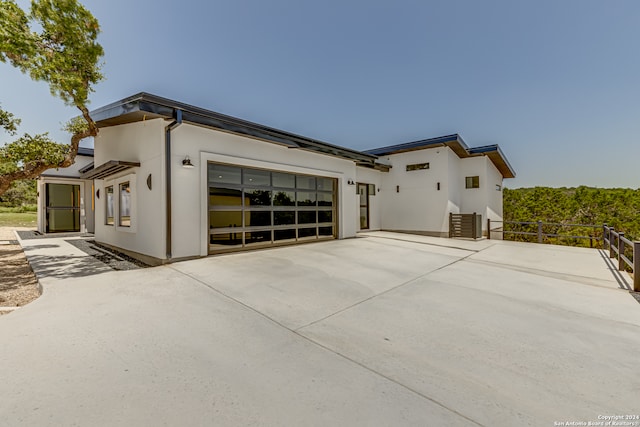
left=0, top=227, right=40, bottom=315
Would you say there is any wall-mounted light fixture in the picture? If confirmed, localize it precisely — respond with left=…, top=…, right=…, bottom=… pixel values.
left=396, top=185, right=400, bottom=193
left=147, top=174, right=152, bottom=190
left=347, top=179, right=355, bottom=185
left=182, top=155, right=194, bottom=169
left=96, top=189, right=100, bottom=199
left=437, top=182, right=440, bottom=191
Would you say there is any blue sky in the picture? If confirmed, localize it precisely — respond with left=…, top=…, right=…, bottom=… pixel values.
left=2, top=0, right=639, bottom=188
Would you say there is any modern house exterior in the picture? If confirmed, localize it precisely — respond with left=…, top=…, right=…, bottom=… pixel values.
left=38, top=93, right=515, bottom=264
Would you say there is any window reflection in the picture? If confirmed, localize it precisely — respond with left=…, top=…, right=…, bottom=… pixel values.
left=298, top=211, right=316, bottom=224
left=317, top=192, right=333, bottom=207
left=245, top=189, right=272, bottom=206
left=209, top=211, right=242, bottom=229
left=246, top=211, right=271, bottom=227
left=273, top=191, right=295, bottom=206
left=297, top=192, right=315, bottom=206
left=297, top=176, right=316, bottom=189
left=245, top=230, right=271, bottom=245
left=208, top=164, right=241, bottom=185
left=275, top=229, right=296, bottom=241
left=273, top=172, right=295, bottom=188
left=318, top=210, right=332, bottom=223
left=274, top=211, right=295, bottom=225
left=209, top=188, right=243, bottom=206
left=208, top=163, right=336, bottom=251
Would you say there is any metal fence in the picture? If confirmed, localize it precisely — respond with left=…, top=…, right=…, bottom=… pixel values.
left=603, top=224, right=639, bottom=291
left=486, top=219, right=639, bottom=292
left=487, top=219, right=601, bottom=248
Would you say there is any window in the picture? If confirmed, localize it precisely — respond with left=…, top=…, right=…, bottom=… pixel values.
left=406, top=163, right=429, bottom=171
left=207, top=163, right=336, bottom=252
left=104, top=174, right=136, bottom=231
left=496, top=184, right=502, bottom=191
left=119, top=182, right=131, bottom=227
left=105, top=186, right=114, bottom=225
left=465, top=176, right=480, bottom=189
left=368, top=183, right=376, bottom=196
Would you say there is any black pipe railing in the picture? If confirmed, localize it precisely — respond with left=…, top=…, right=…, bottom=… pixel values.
left=487, top=219, right=601, bottom=247
left=486, top=219, right=639, bottom=292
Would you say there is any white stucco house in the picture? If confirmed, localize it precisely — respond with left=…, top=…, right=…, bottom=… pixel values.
left=37, top=93, right=515, bottom=264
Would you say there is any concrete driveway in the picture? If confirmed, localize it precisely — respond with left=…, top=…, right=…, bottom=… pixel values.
left=2, top=232, right=639, bottom=426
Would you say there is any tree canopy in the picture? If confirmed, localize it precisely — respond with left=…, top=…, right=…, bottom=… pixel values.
left=0, top=0, right=104, bottom=195
left=503, top=186, right=640, bottom=246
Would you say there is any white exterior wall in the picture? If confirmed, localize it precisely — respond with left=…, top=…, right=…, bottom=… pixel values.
left=93, top=119, right=166, bottom=260
left=170, top=124, right=359, bottom=259
left=458, top=156, right=505, bottom=236
left=355, top=166, right=383, bottom=231
left=377, top=147, right=450, bottom=235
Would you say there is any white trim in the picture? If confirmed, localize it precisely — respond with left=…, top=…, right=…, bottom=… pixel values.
left=104, top=173, right=137, bottom=234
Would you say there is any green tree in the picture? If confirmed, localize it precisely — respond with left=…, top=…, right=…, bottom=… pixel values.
left=0, top=0, right=103, bottom=195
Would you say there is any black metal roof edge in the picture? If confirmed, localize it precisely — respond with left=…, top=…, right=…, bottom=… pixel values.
left=90, top=92, right=378, bottom=163
left=77, top=147, right=94, bottom=156
left=364, top=134, right=464, bottom=155
left=468, top=144, right=516, bottom=178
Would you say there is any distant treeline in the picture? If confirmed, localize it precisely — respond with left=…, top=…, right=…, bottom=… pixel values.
left=502, top=186, right=640, bottom=246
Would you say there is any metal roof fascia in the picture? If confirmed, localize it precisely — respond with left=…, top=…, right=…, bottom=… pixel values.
left=79, top=160, right=141, bottom=180
left=468, top=144, right=516, bottom=178
left=91, top=93, right=377, bottom=164
left=365, top=134, right=462, bottom=156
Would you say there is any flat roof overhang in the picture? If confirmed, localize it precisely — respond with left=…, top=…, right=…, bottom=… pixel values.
left=90, top=93, right=379, bottom=167
left=365, top=134, right=516, bottom=179
left=79, top=160, right=141, bottom=180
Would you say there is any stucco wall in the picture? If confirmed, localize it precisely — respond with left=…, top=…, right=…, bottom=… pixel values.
left=93, top=119, right=166, bottom=260
left=377, top=147, right=450, bottom=234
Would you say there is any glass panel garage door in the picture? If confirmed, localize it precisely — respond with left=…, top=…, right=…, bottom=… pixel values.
left=208, top=163, right=337, bottom=253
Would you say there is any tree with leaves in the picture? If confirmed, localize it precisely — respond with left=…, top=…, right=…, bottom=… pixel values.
left=0, top=0, right=103, bottom=196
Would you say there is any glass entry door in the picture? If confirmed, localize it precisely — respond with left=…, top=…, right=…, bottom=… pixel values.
left=357, top=183, right=369, bottom=230
left=46, top=183, right=81, bottom=233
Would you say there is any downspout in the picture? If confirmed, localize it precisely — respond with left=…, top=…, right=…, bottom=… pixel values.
left=165, top=109, right=183, bottom=260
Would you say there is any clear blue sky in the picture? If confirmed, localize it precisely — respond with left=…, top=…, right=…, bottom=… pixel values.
left=2, top=0, right=639, bottom=188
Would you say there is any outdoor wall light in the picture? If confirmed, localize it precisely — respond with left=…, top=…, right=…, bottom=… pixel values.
left=347, top=179, right=355, bottom=185
left=146, top=174, right=152, bottom=190
left=182, top=155, right=195, bottom=169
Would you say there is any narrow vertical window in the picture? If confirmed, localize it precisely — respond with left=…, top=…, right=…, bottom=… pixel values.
left=105, top=186, right=114, bottom=225
left=119, top=182, right=131, bottom=227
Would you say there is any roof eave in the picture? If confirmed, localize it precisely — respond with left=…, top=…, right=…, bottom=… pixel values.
left=90, top=93, right=377, bottom=165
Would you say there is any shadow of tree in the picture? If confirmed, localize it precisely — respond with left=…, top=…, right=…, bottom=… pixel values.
left=27, top=254, right=113, bottom=281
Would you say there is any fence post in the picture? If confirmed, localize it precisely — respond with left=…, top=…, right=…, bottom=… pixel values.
left=472, top=212, right=477, bottom=240
left=537, top=220, right=543, bottom=243
left=603, top=224, right=607, bottom=251
left=449, top=212, right=452, bottom=238
left=609, top=228, right=615, bottom=258
left=634, top=242, right=640, bottom=292
left=487, top=218, right=491, bottom=240
left=618, top=232, right=625, bottom=271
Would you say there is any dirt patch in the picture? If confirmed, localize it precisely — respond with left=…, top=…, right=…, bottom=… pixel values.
left=0, top=227, right=40, bottom=315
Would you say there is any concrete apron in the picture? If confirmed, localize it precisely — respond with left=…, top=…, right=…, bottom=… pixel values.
left=2, top=232, right=639, bottom=426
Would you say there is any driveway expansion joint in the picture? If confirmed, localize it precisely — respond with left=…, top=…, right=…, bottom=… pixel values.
left=167, top=264, right=486, bottom=427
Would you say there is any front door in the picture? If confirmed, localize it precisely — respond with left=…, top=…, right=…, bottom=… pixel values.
left=357, top=183, right=369, bottom=230
left=46, top=183, right=81, bottom=233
